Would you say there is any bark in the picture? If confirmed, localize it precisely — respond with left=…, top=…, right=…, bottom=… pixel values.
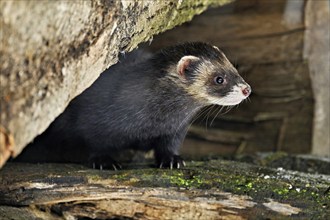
left=0, top=0, right=232, bottom=167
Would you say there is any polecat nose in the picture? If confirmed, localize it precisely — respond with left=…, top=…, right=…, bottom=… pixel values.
left=242, top=85, right=251, bottom=97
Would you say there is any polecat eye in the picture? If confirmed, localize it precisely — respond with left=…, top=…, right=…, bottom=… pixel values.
left=214, top=76, right=224, bottom=84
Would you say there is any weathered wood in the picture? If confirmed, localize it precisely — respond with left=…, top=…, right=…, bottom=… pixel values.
left=304, top=0, right=330, bottom=157
left=0, top=0, right=232, bottom=167
left=0, top=157, right=329, bottom=219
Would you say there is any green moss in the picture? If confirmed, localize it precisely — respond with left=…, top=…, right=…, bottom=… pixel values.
left=127, top=0, right=233, bottom=51
left=81, top=159, right=329, bottom=219
left=168, top=172, right=203, bottom=188
left=273, top=188, right=289, bottom=195
left=2, top=160, right=329, bottom=219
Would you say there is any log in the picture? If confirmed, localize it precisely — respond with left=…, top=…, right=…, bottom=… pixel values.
left=0, top=0, right=232, bottom=167
left=0, top=156, right=329, bottom=219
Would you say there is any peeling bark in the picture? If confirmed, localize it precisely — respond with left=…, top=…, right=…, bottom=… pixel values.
left=0, top=157, right=329, bottom=219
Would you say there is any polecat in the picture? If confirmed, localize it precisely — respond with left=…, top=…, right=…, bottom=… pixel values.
left=18, top=42, right=251, bottom=169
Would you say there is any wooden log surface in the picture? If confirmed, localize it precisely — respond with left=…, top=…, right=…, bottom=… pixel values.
left=0, top=155, right=330, bottom=219
left=0, top=0, right=232, bottom=167
left=0, top=157, right=329, bottom=219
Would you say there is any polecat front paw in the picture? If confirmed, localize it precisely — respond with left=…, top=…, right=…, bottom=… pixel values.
left=88, top=154, right=122, bottom=171
left=157, top=155, right=186, bottom=169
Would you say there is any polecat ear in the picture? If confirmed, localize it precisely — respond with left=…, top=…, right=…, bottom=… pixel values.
left=213, top=45, right=221, bottom=52
left=177, top=55, right=200, bottom=77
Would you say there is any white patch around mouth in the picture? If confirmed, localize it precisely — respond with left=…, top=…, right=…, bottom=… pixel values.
left=208, top=84, right=248, bottom=106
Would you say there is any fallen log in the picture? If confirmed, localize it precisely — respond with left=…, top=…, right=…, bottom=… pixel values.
left=0, top=157, right=329, bottom=219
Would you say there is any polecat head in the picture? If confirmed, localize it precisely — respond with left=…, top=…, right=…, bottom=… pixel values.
left=155, top=42, right=251, bottom=106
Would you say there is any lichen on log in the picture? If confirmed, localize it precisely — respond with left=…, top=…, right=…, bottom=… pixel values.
left=0, top=157, right=329, bottom=219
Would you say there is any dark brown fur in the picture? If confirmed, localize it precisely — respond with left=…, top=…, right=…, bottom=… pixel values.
left=18, top=42, right=251, bottom=169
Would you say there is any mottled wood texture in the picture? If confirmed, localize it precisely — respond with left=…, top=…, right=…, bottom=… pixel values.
left=149, top=0, right=314, bottom=156
left=1, top=157, right=329, bottom=219
left=0, top=0, right=232, bottom=167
